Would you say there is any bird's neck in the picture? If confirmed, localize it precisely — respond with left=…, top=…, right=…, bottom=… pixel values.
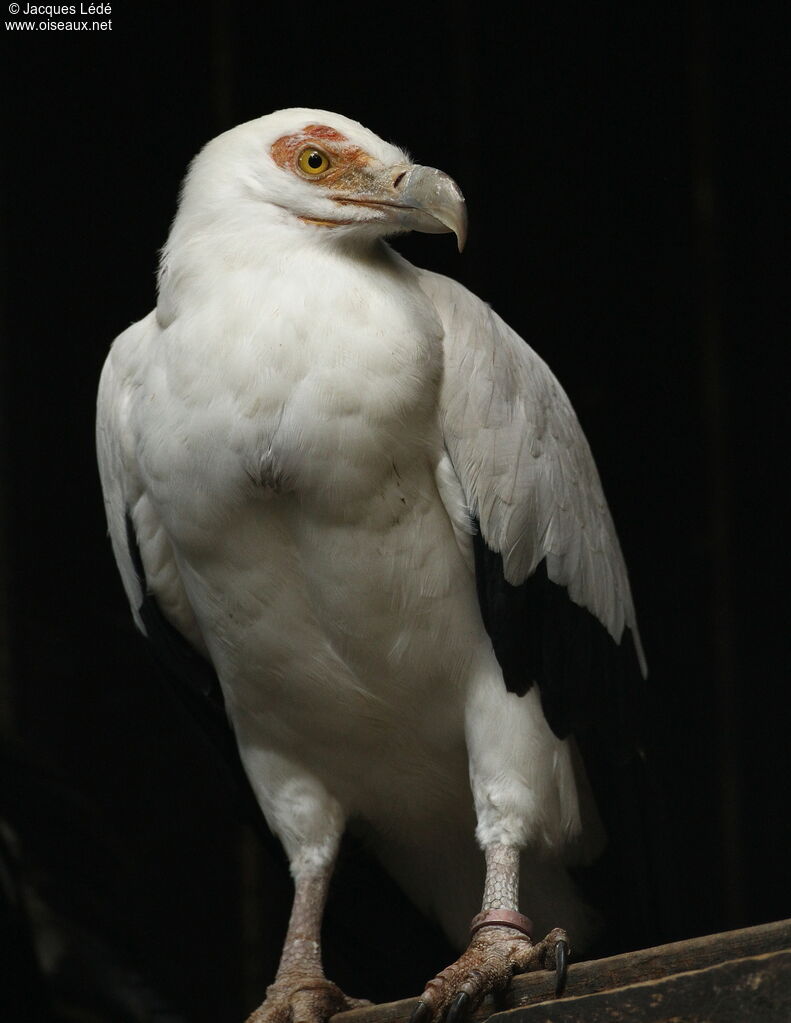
left=157, top=211, right=405, bottom=329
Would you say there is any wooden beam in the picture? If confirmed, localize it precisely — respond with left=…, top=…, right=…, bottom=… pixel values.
left=334, top=918, right=791, bottom=1023
left=488, top=950, right=791, bottom=1022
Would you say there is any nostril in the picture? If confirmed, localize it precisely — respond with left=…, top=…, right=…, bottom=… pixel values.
left=393, top=171, right=407, bottom=189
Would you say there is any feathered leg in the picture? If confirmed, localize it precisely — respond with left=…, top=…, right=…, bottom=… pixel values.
left=237, top=746, right=371, bottom=1023
left=409, top=843, right=568, bottom=1023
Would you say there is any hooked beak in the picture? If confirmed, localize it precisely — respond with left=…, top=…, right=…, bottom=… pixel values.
left=330, top=164, right=468, bottom=252
left=392, top=165, right=468, bottom=252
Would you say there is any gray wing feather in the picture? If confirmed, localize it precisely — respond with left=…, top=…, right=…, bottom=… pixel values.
left=419, top=269, right=646, bottom=676
left=96, top=314, right=206, bottom=655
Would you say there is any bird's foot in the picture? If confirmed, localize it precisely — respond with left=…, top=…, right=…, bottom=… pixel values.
left=409, top=926, right=569, bottom=1023
left=245, top=976, right=372, bottom=1023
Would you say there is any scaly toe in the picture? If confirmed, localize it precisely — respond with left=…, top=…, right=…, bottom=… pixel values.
left=523, top=927, right=569, bottom=973
left=246, top=977, right=369, bottom=1023
left=414, top=927, right=532, bottom=1021
left=413, top=925, right=571, bottom=1021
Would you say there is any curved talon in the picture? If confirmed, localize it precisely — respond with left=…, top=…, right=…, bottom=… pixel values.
left=446, top=991, right=470, bottom=1023
left=409, top=1000, right=432, bottom=1023
left=554, top=939, right=569, bottom=996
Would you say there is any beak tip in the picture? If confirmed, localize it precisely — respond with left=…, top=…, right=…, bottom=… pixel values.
left=455, top=209, right=468, bottom=253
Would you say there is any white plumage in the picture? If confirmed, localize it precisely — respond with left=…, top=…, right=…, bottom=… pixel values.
left=96, top=108, right=645, bottom=1022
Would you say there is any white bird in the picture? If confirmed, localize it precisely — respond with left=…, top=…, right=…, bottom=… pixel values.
left=96, top=108, right=646, bottom=1023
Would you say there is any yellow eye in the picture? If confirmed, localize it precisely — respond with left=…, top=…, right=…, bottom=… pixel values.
left=298, top=148, right=330, bottom=175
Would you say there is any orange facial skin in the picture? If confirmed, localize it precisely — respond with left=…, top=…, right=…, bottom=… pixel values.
left=271, top=124, right=374, bottom=191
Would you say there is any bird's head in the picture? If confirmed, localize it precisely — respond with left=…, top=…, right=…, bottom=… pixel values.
left=171, top=108, right=467, bottom=254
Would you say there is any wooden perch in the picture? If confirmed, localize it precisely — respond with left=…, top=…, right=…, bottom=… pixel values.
left=334, top=918, right=791, bottom=1023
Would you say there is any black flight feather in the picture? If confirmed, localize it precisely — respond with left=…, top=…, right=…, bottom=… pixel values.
left=472, top=524, right=645, bottom=758
left=471, top=527, right=667, bottom=949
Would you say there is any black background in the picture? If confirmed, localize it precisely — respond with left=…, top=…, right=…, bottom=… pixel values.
left=1, top=3, right=788, bottom=1021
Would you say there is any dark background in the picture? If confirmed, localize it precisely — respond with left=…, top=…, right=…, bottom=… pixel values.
left=1, top=2, right=788, bottom=1021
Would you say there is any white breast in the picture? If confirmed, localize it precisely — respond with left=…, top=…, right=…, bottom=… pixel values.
left=125, top=242, right=485, bottom=815
left=140, top=245, right=443, bottom=528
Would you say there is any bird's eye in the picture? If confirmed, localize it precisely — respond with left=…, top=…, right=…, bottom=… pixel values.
left=298, top=148, right=330, bottom=175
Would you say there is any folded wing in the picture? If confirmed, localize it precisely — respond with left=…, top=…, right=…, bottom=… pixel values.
left=421, top=269, right=646, bottom=746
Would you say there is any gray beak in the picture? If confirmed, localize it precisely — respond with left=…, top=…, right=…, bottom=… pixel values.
left=392, top=165, right=468, bottom=252
left=330, top=163, right=468, bottom=252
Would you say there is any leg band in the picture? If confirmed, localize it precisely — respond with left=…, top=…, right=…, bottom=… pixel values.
left=469, top=909, right=533, bottom=938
